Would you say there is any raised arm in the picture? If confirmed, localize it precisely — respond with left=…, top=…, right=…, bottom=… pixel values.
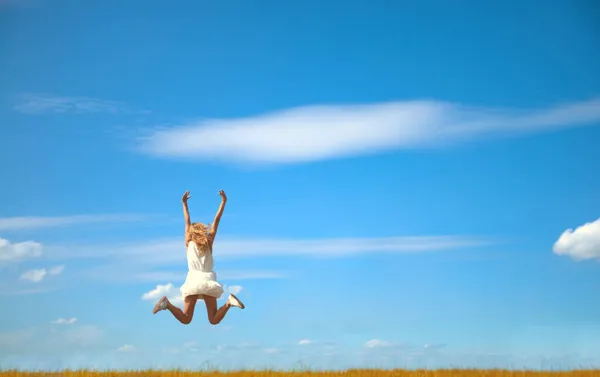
left=210, top=190, right=227, bottom=239
left=182, top=190, right=192, bottom=245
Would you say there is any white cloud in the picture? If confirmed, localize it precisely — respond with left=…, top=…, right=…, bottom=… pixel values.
left=13, top=93, right=149, bottom=115
left=141, top=282, right=177, bottom=300
left=49, top=235, right=490, bottom=264
left=423, top=343, right=446, bottom=350
left=19, top=265, right=64, bottom=283
left=50, top=318, right=78, bottom=325
left=0, top=237, right=42, bottom=263
left=0, top=286, right=55, bottom=296
left=42, top=235, right=487, bottom=290
left=298, top=339, right=312, bottom=345
left=227, top=285, right=243, bottom=295
left=141, top=283, right=183, bottom=306
left=138, top=97, right=600, bottom=165
left=553, top=218, right=600, bottom=261
left=116, top=344, right=135, bottom=352
left=365, top=339, right=393, bottom=348
left=79, top=267, right=284, bottom=284
left=264, top=348, right=279, bottom=354
left=222, top=270, right=285, bottom=280
left=0, top=214, right=150, bottom=231
left=20, top=268, right=46, bottom=282
left=48, top=265, right=65, bottom=275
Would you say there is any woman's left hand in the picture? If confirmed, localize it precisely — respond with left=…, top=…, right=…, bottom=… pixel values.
left=219, top=190, right=227, bottom=203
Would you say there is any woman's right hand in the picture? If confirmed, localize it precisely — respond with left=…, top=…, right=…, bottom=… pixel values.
left=182, top=190, right=191, bottom=203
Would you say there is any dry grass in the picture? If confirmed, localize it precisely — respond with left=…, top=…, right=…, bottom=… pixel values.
left=0, top=370, right=599, bottom=377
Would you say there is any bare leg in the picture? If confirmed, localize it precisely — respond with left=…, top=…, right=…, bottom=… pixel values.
left=204, top=295, right=232, bottom=325
left=165, top=295, right=199, bottom=325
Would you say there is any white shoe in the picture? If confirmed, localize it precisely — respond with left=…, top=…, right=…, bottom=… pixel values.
left=152, top=296, right=169, bottom=314
left=227, top=293, right=245, bottom=309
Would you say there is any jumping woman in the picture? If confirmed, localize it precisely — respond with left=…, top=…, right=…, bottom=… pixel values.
left=152, top=190, right=245, bottom=325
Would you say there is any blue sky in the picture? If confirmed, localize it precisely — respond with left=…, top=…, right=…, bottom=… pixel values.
left=1, top=0, right=600, bottom=371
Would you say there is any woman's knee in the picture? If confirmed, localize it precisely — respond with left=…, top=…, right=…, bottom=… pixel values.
left=208, top=316, right=221, bottom=325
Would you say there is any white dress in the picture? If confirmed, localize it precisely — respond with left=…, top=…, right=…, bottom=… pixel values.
left=179, top=241, right=225, bottom=300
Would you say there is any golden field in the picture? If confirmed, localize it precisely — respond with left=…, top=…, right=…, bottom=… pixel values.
left=0, top=370, right=599, bottom=377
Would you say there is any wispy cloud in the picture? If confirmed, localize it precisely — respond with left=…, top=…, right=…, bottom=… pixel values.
left=364, top=339, right=393, bottom=348
left=116, top=344, right=135, bottom=352
left=0, top=237, right=42, bottom=263
left=46, top=235, right=491, bottom=263
left=78, top=266, right=285, bottom=284
left=19, top=268, right=47, bottom=283
left=0, top=214, right=151, bottom=231
left=50, top=317, right=78, bottom=325
left=219, top=270, right=286, bottom=280
left=553, top=218, right=600, bottom=261
left=138, top=97, right=600, bottom=165
left=47, top=265, right=65, bottom=275
left=13, top=93, right=149, bottom=115
left=38, top=234, right=488, bottom=291
left=19, top=264, right=64, bottom=283
left=227, top=285, right=243, bottom=295
left=0, top=286, right=55, bottom=296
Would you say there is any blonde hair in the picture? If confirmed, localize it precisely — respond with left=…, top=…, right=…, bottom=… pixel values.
left=189, top=222, right=213, bottom=254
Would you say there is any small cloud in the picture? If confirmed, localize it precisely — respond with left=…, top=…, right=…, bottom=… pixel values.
left=264, top=348, right=279, bottom=354
left=423, top=343, right=446, bottom=350
left=48, top=265, right=65, bottom=275
left=13, top=93, right=149, bottom=115
left=19, top=265, right=64, bottom=283
left=298, top=339, right=312, bottom=345
left=0, top=237, right=42, bottom=263
left=0, top=214, right=150, bottom=231
left=20, top=268, right=47, bottom=283
left=220, top=270, right=286, bottom=280
left=227, top=285, right=243, bottom=295
left=553, top=218, right=600, bottom=261
left=182, top=341, right=198, bottom=349
left=50, top=317, right=77, bottom=325
left=117, top=344, right=135, bottom=352
left=365, top=339, right=392, bottom=348
left=0, top=286, right=55, bottom=296
left=141, top=283, right=183, bottom=305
